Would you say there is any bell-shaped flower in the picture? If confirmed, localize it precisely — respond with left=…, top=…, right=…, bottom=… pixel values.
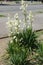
left=14, top=13, right=18, bottom=19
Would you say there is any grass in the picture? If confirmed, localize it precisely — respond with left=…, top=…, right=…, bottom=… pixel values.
left=28, top=1, right=42, bottom=5
left=0, top=1, right=43, bottom=5
left=0, top=14, right=6, bottom=17
left=32, top=10, right=43, bottom=15
left=36, top=11, right=43, bottom=13
left=36, top=30, right=43, bottom=36
left=36, top=30, right=43, bottom=41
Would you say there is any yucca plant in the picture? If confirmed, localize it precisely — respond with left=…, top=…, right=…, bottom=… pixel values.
left=4, top=0, right=40, bottom=65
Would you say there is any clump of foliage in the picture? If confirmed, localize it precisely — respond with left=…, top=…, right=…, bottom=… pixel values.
left=3, top=0, right=43, bottom=65
left=4, top=40, right=28, bottom=65
left=15, top=28, right=39, bottom=51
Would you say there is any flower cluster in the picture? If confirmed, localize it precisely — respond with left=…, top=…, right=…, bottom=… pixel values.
left=29, top=11, right=34, bottom=22
left=20, top=0, right=28, bottom=13
left=6, top=0, right=34, bottom=36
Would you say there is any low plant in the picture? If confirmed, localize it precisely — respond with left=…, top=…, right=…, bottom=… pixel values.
left=3, top=0, right=41, bottom=65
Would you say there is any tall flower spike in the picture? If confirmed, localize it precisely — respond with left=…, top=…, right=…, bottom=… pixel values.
left=29, top=11, right=34, bottom=22
left=20, top=0, right=28, bottom=12
left=14, top=13, right=20, bottom=34
left=29, top=11, right=34, bottom=29
left=21, top=0, right=24, bottom=5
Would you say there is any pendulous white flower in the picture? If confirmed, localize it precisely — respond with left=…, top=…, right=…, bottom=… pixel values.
left=14, top=13, right=18, bottom=19
left=27, top=25, right=30, bottom=29
left=19, top=19, right=21, bottom=23
left=15, top=38, right=17, bottom=42
left=6, top=21, right=12, bottom=28
left=14, top=20, right=18, bottom=26
left=13, top=36, right=16, bottom=39
left=10, top=40, right=13, bottom=43
left=21, top=0, right=25, bottom=5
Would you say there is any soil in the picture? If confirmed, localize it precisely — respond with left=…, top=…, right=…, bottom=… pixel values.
left=0, top=38, right=9, bottom=65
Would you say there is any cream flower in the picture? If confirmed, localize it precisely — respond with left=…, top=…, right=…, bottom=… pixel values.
left=21, top=0, right=25, bottom=5
left=15, top=38, right=17, bottom=42
left=19, top=20, right=21, bottom=23
left=10, top=40, right=13, bottom=43
left=14, top=20, right=18, bottom=26
left=14, top=13, right=18, bottom=19
left=6, top=21, right=12, bottom=28
left=27, top=25, right=30, bottom=29
left=13, top=36, right=16, bottom=39
left=20, top=0, right=28, bottom=12
left=15, top=26, right=18, bottom=30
